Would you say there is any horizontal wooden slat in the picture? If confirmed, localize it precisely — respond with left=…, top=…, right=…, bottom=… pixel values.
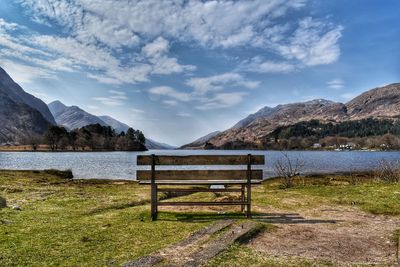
left=137, top=155, right=264, bottom=165
left=139, top=180, right=262, bottom=185
left=137, top=170, right=262, bottom=181
left=157, top=188, right=242, bottom=193
left=158, top=201, right=249, bottom=206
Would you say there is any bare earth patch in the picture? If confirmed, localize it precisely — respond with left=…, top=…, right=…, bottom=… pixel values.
left=250, top=205, right=400, bottom=266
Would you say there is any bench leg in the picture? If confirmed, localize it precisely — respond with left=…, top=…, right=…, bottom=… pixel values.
left=151, top=184, right=158, bottom=221
left=241, top=185, right=245, bottom=212
left=246, top=184, right=251, bottom=219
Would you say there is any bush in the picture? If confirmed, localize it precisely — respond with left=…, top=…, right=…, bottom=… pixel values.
left=375, top=160, right=400, bottom=183
left=44, top=169, right=73, bottom=179
left=0, top=196, right=6, bottom=208
left=274, top=153, right=304, bottom=188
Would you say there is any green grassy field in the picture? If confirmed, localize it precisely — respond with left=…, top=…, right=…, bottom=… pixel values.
left=0, top=170, right=399, bottom=266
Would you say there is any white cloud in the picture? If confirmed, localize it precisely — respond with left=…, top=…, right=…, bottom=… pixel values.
left=186, top=72, right=260, bottom=95
left=143, top=37, right=196, bottom=75
left=327, top=78, right=344, bottom=90
left=177, top=112, right=192, bottom=117
left=2, top=1, right=343, bottom=88
left=130, top=108, right=145, bottom=113
left=0, top=18, right=20, bottom=30
left=0, top=17, right=194, bottom=86
left=19, top=0, right=306, bottom=49
left=93, top=90, right=127, bottom=106
left=142, top=37, right=169, bottom=57
left=23, top=0, right=340, bottom=68
left=196, top=92, right=248, bottom=110
left=274, top=17, right=343, bottom=66
left=148, top=86, right=191, bottom=102
left=148, top=72, right=258, bottom=109
left=1, top=59, right=55, bottom=83
left=163, top=100, right=178, bottom=106
left=239, top=57, right=296, bottom=73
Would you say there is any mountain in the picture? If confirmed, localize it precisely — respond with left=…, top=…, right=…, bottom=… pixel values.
left=346, top=83, right=400, bottom=119
left=209, top=99, right=348, bottom=146
left=48, top=100, right=174, bottom=149
left=146, top=138, right=176, bottom=149
left=98, top=115, right=130, bottom=133
left=47, top=100, right=67, bottom=117
left=180, top=131, right=221, bottom=149
left=48, top=101, right=108, bottom=130
left=0, top=67, right=56, bottom=125
left=203, top=83, right=400, bottom=148
left=0, top=69, right=53, bottom=143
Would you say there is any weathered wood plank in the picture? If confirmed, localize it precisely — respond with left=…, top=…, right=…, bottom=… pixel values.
left=138, top=180, right=262, bottom=185
left=137, top=170, right=263, bottom=181
left=157, top=188, right=242, bottom=193
left=137, top=155, right=265, bottom=165
left=157, top=201, right=249, bottom=206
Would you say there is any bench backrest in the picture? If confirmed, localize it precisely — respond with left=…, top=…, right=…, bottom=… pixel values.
left=136, top=154, right=264, bottom=181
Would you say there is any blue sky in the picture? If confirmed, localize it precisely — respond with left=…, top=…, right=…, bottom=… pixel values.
left=0, top=0, right=399, bottom=146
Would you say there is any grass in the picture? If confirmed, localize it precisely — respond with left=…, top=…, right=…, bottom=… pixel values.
left=0, top=170, right=209, bottom=266
left=254, top=173, right=400, bottom=215
left=0, top=170, right=399, bottom=266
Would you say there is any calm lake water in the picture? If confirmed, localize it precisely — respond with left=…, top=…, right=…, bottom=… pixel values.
left=0, top=150, right=399, bottom=180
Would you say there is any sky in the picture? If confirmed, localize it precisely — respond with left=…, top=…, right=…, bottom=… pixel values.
left=0, top=0, right=399, bottom=146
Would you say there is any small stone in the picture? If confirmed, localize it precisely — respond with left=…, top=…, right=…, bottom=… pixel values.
left=12, top=205, right=21, bottom=211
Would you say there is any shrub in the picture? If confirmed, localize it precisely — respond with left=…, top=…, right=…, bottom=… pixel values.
left=274, top=153, right=304, bottom=188
left=375, top=160, right=400, bottom=183
left=44, top=169, right=73, bottom=179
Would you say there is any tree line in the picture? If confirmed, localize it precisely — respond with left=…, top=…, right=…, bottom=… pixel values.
left=261, top=118, right=400, bottom=150
left=27, top=123, right=147, bottom=151
left=208, top=118, right=400, bottom=151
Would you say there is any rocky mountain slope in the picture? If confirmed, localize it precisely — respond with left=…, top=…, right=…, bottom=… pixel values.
left=98, top=115, right=130, bottom=133
left=346, top=83, right=400, bottom=119
left=0, top=67, right=55, bottom=125
left=0, top=83, right=52, bottom=143
left=205, top=83, right=400, bottom=147
left=48, top=101, right=108, bottom=130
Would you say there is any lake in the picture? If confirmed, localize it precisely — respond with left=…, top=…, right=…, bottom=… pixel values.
left=0, top=150, right=399, bottom=180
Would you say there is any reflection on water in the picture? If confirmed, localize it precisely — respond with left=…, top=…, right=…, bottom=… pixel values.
left=0, top=150, right=399, bottom=180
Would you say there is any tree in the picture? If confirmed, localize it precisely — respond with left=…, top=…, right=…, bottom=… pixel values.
left=45, top=126, right=68, bottom=151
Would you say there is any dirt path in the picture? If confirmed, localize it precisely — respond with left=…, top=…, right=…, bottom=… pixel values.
left=123, top=220, right=262, bottom=267
left=250, top=205, right=400, bottom=266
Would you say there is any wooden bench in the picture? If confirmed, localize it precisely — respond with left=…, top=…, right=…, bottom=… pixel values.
left=137, top=154, right=264, bottom=220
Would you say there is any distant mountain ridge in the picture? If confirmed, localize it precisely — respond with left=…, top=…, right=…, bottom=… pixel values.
left=192, top=83, right=400, bottom=148
left=48, top=101, right=108, bottom=130
left=48, top=100, right=174, bottom=149
left=98, top=115, right=130, bottom=133
left=181, top=131, right=221, bottom=148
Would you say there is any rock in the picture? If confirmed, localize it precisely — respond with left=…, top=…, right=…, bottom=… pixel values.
left=12, top=205, right=21, bottom=211
left=0, top=196, right=6, bottom=208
